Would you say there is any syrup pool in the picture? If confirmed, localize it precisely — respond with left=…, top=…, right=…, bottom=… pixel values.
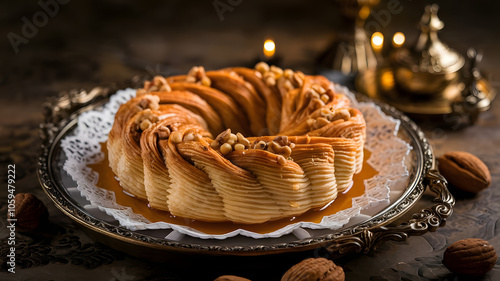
left=88, top=144, right=378, bottom=235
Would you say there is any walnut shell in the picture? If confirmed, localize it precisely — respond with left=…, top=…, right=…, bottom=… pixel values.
left=443, top=238, right=497, bottom=276
left=14, top=193, right=49, bottom=232
left=281, top=258, right=344, bottom=281
left=214, top=275, right=251, bottom=281
left=438, top=151, right=491, bottom=193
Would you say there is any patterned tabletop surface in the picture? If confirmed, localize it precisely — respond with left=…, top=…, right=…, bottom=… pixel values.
left=1, top=1, right=499, bottom=280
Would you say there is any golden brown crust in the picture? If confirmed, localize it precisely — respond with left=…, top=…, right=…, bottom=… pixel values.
left=152, top=90, right=224, bottom=134
left=169, top=82, right=251, bottom=135
left=227, top=67, right=282, bottom=135
left=206, top=70, right=268, bottom=135
left=106, top=63, right=366, bottom=223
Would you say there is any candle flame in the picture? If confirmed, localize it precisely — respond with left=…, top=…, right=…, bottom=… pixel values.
left=371, top=32, right=384, bottom=51
left=393, top=32, right=405, bottom=47
left=263, top=39, right=275, bottom=58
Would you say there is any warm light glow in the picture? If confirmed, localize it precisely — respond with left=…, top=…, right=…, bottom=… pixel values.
left=263, top=39, right=275, bottom=58
left=359, top=6, right=371, bottom=20
left=371, top=32, right=384, bottom=51
left=393, top=32, right=405, bottom=47
left=380, top=70, right=395, bottom=90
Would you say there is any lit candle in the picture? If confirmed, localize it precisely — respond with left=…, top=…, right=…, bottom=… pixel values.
left=263, top=39, right=276, bottom=59
left=371, top=32, right=384, bottom=52
left=392, top=32, right=405, bottom=47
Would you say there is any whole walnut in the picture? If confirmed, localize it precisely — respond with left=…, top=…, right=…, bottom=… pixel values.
left=443, top=238, right=497, bottom=275
left=13, top=193, right=49, bottom=232
left=438, top=151, right=491, bottom=193
left=281, top=258, right=344, bottom=281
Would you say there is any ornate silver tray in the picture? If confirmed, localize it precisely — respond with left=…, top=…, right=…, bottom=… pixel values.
left=38, top=86, right=455, bottom=261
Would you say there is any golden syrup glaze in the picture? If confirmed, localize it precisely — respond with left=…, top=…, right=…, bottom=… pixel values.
left=88, top=143, right=377, bottom=235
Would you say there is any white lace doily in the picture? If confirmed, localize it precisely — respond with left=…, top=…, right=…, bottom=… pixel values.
left=61, top=85, right=411, bottom=239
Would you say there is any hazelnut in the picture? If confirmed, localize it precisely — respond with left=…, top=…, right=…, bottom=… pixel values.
left=254, top=140, right=267, bottom=150
left=283, top=69, right=294, bottom=79
left=170, top=131, right=183, bottom=144
left=320, top=94, right=330, bottom=104
left=13, top=193, right=49, bottom=232
left=270, top=65, right=283, bottom=78
left=283, top=80, right=295, bottom=92
left=438, top=151, right=491, bottom=193
left=157, top=126, right=171, bottom=139
left=152, top=75, right=171, bottom=92
left=236, top=133, right=251, bottom=147
left=234, top=143, right=245, bottom=151
left=281, top=258, right=345, bottom=281
left=214, top=129, right=232, bottom=147
left=201, top=76, right=211, bottom=87
left=255, top=61, right=270, bottom=74
left=140, top=119, right=153, bottom=131
left=291, top=72, right=304, bottom=87
left=220, top=143, right=233, bottom=155
left=443, top=238, right=497, bottom=276
left=277, top=155, right=287, bottom=166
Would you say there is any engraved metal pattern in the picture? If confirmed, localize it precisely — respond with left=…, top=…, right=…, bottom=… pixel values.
left=38, top=86, right=454, bottom=257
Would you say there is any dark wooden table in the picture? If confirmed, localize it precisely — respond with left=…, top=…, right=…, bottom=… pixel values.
left=1, top=1, right=499, bottom=280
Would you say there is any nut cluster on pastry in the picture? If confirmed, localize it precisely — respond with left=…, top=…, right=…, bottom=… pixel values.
left=107, top=62, right=366, bottom=224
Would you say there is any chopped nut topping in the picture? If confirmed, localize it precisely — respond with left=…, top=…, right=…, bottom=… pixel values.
left=264, top=76, right=276, bottom=87
left=234, top=143, right=245, bottom=151
left=309, top=90, right=320, bottom=100
left=277, top=155, right=287, bottom=165
left=269, top=141, right=292, bottom=158
left=306, top=118, right=315, bottom=127
left=183, top=133, right=195, bottom=141
left=291, top=72, right=304, bottom=87
left=320, top=94, right=330, bottom=104
left=153, top=76, right=171, bottom=92
left=139, top=76, right=172, bottom=94
left=220, top=143, right=233, bottom=155
left=200, top=76, right=211, bottom=87
left=157, top=126, right=171, bottom=139
left=140, top=119, right=153, bottom=131
left=236, top=132, right=251, bottom=147
left=250, top=137, right=294, bottom=159
left=211, top=130, right=252, bottom=155
left=210, top=140, right=219, bottom=149
left=256, top=62, right=286, bottom=87
left=273, top=136, right=289, bottom=146
left=314, top=117, right=330, bottom=129
left=186, top=66, right=211, bottom=86
left=311, top=84, right=325, bottom=94
left=254, top=140, right=267, bottom=150
left=255, top=62, right=270, bottom=74
left=312, top=99, right=325, bottom=109
left=170, top=131, right=183, bottom=144
left=283, top=69, right=294, bottom=79
left=136, top=96, right=160, bottom=111
left=134, top=110, right=159, bottom=131
left=212, top=129, right=231, bottom=149
left=283, top=80, right=295, bottom=92
left=270, top=65, right=283, bottom=78
left=338, top=109, right=351, bottom=121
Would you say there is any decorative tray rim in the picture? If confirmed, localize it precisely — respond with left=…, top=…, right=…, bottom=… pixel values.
left=38, top=85, right=454, bottom=257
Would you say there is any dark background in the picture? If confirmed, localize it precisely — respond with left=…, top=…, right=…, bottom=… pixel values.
left=1, top=0, right=499, bottom=280
left=1, top=0, right=499, bottom=127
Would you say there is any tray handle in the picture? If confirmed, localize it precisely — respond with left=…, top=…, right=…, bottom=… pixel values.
left=325, top=169, right=455, bottom=259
